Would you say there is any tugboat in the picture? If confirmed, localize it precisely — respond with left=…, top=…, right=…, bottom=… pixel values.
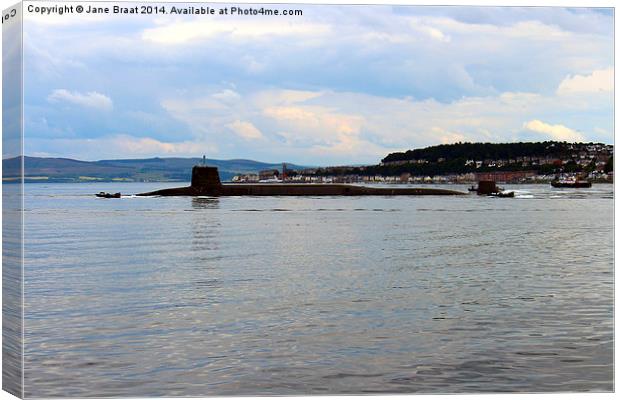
left=475, top=180, right=514, bottom=198
left=550, top=175, right=592, bottom=188
left=95, top=192, right=121, bottom=198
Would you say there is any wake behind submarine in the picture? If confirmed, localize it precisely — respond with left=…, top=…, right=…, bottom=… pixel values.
left=136, top=165, right=466, bottom=197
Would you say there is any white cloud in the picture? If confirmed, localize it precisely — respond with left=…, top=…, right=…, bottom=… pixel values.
left=253, top=89, right=323, bottom=108
left=26, top=6, right=612, bottom=163
left=307, top=135, right=391, bottom=158
left=409, top=20, right=451, bottom=43
left=28, top=135, right=218, bottom=160
left=523, top=119, right=585, bottom=142
left=241, top=55, right=267, bottom=74
left=142, top=19, right=331, bottom=44
left=161, top=96, right=238, bottom=137
left=263, top=105, right=366, bottom=145
left=226, top=120, right=264, bottom=140
left=159, top=83, right=611, bottom=164
left=212, top=89, right=241, bottom=102
left=47, top=89, right=113, bottom=111
left=110, top=135, right=213, bottom=155
left=557, top=67, right=613, bottom=95
left=432, top=127, right=468, bottom=144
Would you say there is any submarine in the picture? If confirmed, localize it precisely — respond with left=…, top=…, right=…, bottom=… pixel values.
left=136, top=165, right=466, bottom=197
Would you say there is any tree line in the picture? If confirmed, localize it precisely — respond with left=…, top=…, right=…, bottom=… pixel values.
left=381, top=141, right=604, bottom=163
left=307, top=141, right=613, bottom=177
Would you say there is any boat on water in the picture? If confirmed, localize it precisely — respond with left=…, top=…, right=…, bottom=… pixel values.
left=96, top=192, right=121, bottom=198
left=550, top=177, right=592, bottom=188
left=470, top=181, right=514, bottom=198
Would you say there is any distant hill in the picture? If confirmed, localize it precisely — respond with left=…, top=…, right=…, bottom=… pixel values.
left=381, top=141, right=611, bottom=164
left=303, top=141, right=613, bottom=178
left=368, top=141, right=613, bottom=177
left=2, top=156, right=310, bottom=182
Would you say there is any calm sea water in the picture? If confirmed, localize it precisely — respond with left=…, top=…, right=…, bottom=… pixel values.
left=21, top=182, right=613, bottom=397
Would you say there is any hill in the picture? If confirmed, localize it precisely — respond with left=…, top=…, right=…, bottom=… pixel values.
left=303, top=141, right=613, bottom=178
left=2, top=156, right=309, bottom=182
left=371, top=141, right=613, bottom=176
left=382, top=141, right=607, bottom=164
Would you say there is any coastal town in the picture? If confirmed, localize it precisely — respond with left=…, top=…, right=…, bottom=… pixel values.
left=232, top=142, right=614, bottom=184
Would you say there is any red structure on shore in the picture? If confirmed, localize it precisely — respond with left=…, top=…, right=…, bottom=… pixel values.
left=475, top=171, right=536, bottom=183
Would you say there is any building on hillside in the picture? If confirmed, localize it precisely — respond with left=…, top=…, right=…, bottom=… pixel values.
left=259, top=169, right=280, bottom=181
left=474, top=171, right=537, bottom=183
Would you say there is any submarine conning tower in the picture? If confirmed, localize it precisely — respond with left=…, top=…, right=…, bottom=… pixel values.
left=191, top=165, right=222, bottom=188
left=191, top=165, right=223, bottom=194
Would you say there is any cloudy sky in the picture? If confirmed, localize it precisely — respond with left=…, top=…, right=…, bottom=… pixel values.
left=23, top=3, right=613, bottom=164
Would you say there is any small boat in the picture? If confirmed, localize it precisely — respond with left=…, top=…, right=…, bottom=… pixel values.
left=96, top=192, right=121, bottom=198
left=468, top=185, right=477, bottom=192
left=551, top=178, right=591, bottom=188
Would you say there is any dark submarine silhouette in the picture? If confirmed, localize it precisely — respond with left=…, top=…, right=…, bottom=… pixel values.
left=136, top=165, right=466, bottom=197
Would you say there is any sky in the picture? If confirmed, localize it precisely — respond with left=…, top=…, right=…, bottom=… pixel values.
left=21, top=2, right=614, bottom=165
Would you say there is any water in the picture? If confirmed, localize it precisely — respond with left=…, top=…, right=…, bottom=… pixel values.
left=20, top=182, right=613, bottom=397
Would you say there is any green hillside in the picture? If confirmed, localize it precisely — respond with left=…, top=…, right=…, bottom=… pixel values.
left=2, top=156, right=309, bottom=182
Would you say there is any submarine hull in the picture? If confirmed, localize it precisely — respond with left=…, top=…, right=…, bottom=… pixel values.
left=138, top=183, right=465, bottom=197
left=136, top=165, right=466, bottom=197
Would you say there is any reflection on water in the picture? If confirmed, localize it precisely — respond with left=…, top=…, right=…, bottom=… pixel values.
left=22, top=183, right=613, bottom=397
left=3, top=183, right=23, bottom=397
left=191, top=197, right=220, bottom=209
